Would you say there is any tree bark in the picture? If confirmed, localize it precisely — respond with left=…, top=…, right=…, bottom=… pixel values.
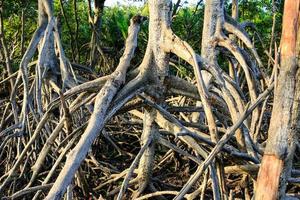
left=255, top=1, right=300, bottom=199
left=45, top=15, right=145, bottom=199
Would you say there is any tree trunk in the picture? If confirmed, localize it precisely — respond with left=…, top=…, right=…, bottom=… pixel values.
left=255, top=1, right=300, bottom=199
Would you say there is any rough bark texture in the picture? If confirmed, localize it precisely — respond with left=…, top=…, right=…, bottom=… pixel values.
left=255, top=0, right=300, bottom=199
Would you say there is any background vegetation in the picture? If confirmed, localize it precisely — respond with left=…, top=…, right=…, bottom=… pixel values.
left=0, top=0, right=284, bottom=77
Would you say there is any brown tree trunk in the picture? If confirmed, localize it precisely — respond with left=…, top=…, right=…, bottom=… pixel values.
left=255, top=1, right=300, bottom=199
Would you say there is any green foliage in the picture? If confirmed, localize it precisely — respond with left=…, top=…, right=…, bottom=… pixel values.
left=0, top=0, right=283, bottom=76
left=232, top=0, right=284, bottom=68
left=1, top=0, right=37, bottom=72
left=102, top=6, right=141, bottom=43
left=172, top=5, right=204, bottom=53
left=140, top=4, right=149, bottom=16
